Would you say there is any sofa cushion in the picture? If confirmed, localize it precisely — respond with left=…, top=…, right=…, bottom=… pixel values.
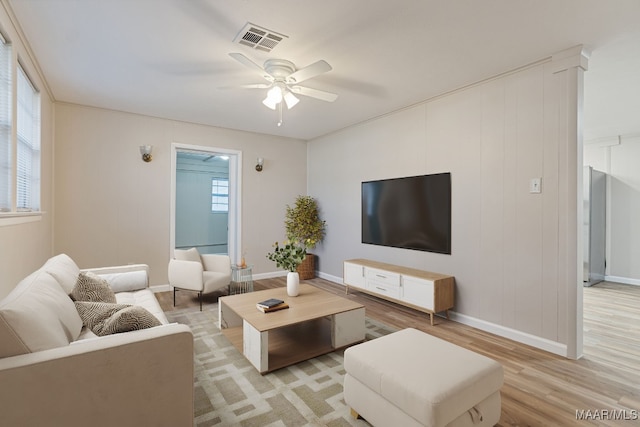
left=116, top=289, right=169, bottom=324
left=70, top=272, right=116, bottom=303
left=75, top=301, right=162, bottom=336
left=0, top=269, right=83, bottom=358
left=42, top=253, right=81, bottom=294
left=94, top=269, right=148, bottom=293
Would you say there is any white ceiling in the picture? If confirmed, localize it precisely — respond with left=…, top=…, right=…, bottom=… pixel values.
left=7, top=0, right=640, bottom=141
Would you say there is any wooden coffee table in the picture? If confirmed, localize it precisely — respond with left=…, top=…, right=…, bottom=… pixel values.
left=218, top=283, right=365, bottom=374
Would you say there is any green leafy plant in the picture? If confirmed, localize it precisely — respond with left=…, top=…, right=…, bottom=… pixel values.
left=266, top=241, right=307, bottom=272
left=284, top=196, right=326, bottom=250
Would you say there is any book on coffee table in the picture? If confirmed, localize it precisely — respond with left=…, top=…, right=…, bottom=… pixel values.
left=256, top=302, right=289, bottom=313
left=257, top=298, right=285, bottom=309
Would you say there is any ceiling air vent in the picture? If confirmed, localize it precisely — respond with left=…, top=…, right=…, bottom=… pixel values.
left=233, top=22, right=288, bottom=53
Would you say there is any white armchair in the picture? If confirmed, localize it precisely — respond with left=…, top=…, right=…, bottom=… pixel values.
left=168, top=248, right=232, bottom=310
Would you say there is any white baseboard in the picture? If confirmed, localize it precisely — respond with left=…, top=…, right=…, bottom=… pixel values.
left=448, top=311, right=568, bottom=357
left=317, top=271, right=343, bottom=285
left=252, top=270, right=345, bottom=283
left=253, top=271, right=287, bottom=280
left=316, top=271, right=568, bottom=357
left=604, top=275, right=640, bottom=287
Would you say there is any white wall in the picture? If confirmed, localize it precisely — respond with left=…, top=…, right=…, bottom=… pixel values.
left=54, top=103, right=307, bottom=286
left=0, top=4, right=54, bottom=298
left=309, top=51, right=586, bottom=356
left=584, top=134, right=640, bottom=284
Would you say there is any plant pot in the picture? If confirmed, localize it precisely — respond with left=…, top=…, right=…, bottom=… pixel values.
left=296, top=253, right=315, bottom=280
left=287, top=272, right=300, bottom=297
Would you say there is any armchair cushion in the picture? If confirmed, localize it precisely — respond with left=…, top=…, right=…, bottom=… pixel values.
left=70, top=272, right=116, bottom=303
left=175, top=247, right=202, bottom=265
left=74, top=301, right=161, bottom=336
left=203, top=270, right=232, bottom=294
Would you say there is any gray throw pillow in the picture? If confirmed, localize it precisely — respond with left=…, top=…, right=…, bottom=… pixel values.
left=70, top=272, right=117, bottom=303
left=74, top=301, right=161, bottom=336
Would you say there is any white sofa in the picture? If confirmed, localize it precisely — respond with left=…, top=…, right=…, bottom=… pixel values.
left=0, top=254, right=194, bottom=427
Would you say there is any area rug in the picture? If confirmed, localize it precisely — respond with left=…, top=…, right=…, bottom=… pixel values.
left=165, top=305, right=397, bottom=427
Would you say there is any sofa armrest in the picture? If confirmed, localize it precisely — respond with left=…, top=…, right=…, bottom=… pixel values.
left=82, top=264, right=149, bottom=292
left=168, top=259, right=204, bottom=291
left=0, top=324, right=194, bottom=427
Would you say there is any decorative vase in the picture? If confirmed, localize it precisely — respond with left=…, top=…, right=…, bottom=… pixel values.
left=287, top=272, right=300, bottom=297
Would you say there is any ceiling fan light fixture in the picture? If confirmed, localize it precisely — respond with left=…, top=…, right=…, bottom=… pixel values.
left=262, top=96, right=278, bottom=110
left=283, top=91, right=299, bottom=109
left=262, top=85, right=284, bottom=110
left=267, top=85, right=283, bottom=103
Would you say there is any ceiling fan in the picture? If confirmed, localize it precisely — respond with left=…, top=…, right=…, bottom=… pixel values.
left=225, top=52, right=338, bottom=126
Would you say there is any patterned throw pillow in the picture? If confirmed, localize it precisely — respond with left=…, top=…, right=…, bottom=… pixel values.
left=70, top=272, right=117, bottom=303
left=74, top=301, right=161, bottom=336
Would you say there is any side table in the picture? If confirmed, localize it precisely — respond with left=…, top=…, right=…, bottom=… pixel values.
left=230, top=264, right=253, bottom=294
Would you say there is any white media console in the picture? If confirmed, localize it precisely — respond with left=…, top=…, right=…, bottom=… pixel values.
left=343, top=259, right=455, bottom=325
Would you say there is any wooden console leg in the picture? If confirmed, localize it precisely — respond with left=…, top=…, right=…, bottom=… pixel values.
left=350, top=408, right=360, bottom=419
left=446, top=309, right=450, bottom=320
left=430, top=312, right=434, bottom=326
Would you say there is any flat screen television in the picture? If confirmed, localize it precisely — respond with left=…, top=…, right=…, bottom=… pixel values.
left=362, top=172, right=451, bottom=254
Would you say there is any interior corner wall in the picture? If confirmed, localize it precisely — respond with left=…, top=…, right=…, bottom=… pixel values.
left=308, top=60, right=577, bottom=354
left=53, top=103, right=306, bottom=286
left=0, top=5, right=54, bottom=298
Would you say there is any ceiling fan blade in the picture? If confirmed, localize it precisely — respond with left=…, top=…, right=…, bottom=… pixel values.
left=286, top=60, right=332, bottom=84
left=290, top=85, right=338, bottom=102
left=217, top=83, right=271, bottom=90
left=228, top=53, right=273, bottom=81
left=238, top=83, right=271, bottom=89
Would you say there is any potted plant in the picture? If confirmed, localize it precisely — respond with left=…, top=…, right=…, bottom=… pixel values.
left=284, top=196, right=326, bottom=279
left=266, top=241, right=306, bottom=296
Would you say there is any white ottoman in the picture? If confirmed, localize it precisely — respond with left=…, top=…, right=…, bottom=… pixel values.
left=344, top=328, right=503, bottom=427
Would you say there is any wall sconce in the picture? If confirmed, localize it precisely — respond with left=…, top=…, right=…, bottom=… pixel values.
left=140, top=145, right=153, bottom=162
left=255, top=157, right=264, bottom=172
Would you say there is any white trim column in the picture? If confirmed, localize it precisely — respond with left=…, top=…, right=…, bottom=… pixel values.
left=551, top=45, right=589, bottom=359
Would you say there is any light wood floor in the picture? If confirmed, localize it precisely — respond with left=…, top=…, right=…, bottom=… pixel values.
left=157, top=279, right=640, bottom=426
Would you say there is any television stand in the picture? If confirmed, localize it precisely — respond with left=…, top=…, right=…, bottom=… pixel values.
left=343, top=259, right=455, bottom=325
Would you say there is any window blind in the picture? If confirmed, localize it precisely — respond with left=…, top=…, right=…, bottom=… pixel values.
left=16, top=64, right=40, bottom=212
left=0, top=35, right=11, bottom=212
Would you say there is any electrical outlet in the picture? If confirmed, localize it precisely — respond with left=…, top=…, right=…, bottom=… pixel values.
left=530, top=178, right=542, bottom=194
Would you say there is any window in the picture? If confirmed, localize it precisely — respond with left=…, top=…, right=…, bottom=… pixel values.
left=17, top=65, right=40, bottom=211
left=0, top=33, right=41, bottom=217
left=0, top=34, right=11, bottom=212
left=211, top=178, right=229, bottom=212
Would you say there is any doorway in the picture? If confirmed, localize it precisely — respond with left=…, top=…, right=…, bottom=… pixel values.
left=170, top=143, right=242, bottom=263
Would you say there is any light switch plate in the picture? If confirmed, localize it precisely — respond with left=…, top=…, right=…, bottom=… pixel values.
left=530, top=177, right=542, bottom=194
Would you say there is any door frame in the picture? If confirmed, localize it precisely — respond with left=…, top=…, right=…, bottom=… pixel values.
left=170, top=143, right=242, bottom=264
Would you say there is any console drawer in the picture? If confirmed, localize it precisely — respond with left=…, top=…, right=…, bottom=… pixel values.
left=366, top=281, right=401, bottom=299
left=366, top=268, right=400, bottom=287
